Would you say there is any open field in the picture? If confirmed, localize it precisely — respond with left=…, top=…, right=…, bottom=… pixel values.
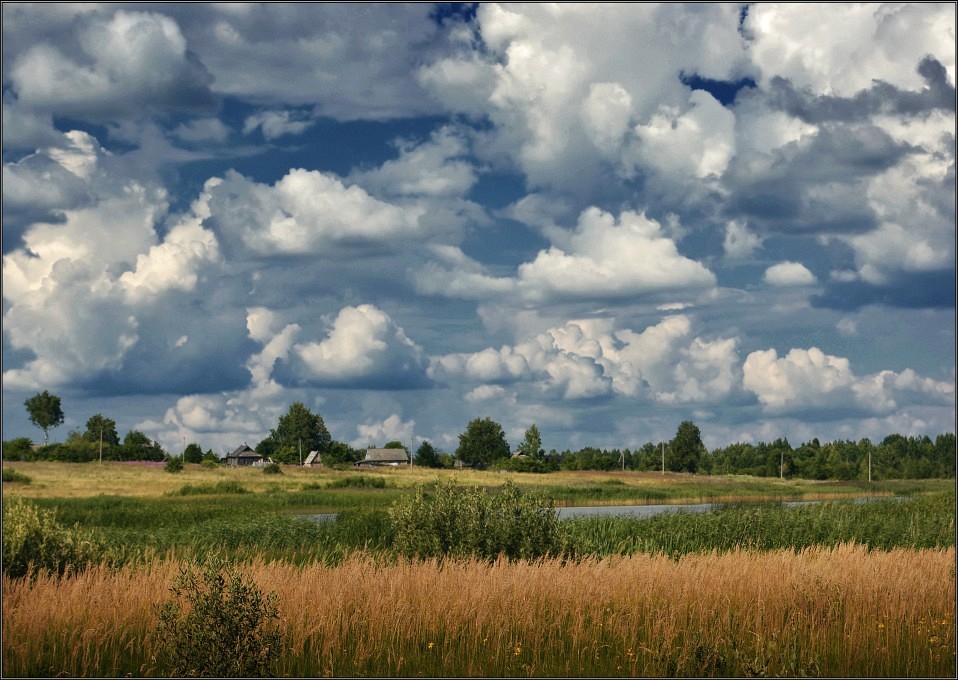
left=2, top=462, right=955, bottom=677
left=3, top=545, right=954, bottom=677
left=2, top=459, right=946, bottom=501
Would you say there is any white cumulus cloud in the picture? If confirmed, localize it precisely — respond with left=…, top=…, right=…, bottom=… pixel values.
left=763, top=261, right=818, bottom=287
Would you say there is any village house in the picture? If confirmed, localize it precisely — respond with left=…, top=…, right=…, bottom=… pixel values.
left=224, top=444, right=263, bottom=467
left=355, top=448, right=409, bottom=467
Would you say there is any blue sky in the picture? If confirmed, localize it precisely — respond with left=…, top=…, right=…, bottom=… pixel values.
left=2, top=3, right=954, bottom=455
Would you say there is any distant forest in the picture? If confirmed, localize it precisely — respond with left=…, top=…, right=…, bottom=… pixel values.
left=548, top=433, right=955, bottom=480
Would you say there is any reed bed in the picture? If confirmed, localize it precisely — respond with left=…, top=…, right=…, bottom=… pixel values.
left=4, top=545, right=954, bottom=677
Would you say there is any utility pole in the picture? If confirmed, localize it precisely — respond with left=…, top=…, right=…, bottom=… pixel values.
left=780, top=448, right=784, bottom=480
left=868, top=448, right=872, bottom=483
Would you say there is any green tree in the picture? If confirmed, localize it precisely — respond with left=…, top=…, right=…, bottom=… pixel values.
left=669, top=421, right=705, bottom=473
left=24, top=391, right=64, bottom=445
left=123, top=430, right=151, bottom=448
left=415, top=441, right=441, bottom=468
left=455, top=417, right=511, bottom=467
left=517, top=424, right=544, bottom=459
left=183, top=442, right=204, bottom=464
left=268, top=402, right=332, bottom=463
left=83, top=414, right=119, bottom=446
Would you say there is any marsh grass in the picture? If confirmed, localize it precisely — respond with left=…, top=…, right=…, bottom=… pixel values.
left=565, top=492, right=956, bottom=557
left=3, top=545, right=954, bottom=677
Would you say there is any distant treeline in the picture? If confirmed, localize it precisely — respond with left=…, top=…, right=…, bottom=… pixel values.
left=2, top=432, right=954, bottom=481
left=2, top=436, right=166, bottom=463
left=538, top=433, right=955, bottom=480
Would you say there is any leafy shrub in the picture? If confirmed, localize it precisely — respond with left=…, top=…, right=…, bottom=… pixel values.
left=154, top=554, right=284, bottom=677
left=2, top=438, right=35, bottom=461
left=263, top=462, right=282, bottom=475
left=2, top=497, right=102, bottom=578
left=389, top=479, right=568, bottom=561
left=165, top=457, right=183, bottom=473
left=201, top=459, right=219, bottom=469
left=2, top=467, right=32, bottom=484
left=492, top=456, right=555, bottom=473
left=327, top=475, right=387, bottom=489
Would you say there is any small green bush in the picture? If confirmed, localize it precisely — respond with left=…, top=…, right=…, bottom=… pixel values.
left=201, top=459, right=219, bottom=469
left=2, top=497, right=102, bottom=578
left=389, top=479, right=568, bottom=561
left=154, top=554, right=284, bottom=677
left=327, top=475, right=387, bottom=489
left=2, top=467, right=32, bottom=484
left=165, top=457, right=184, bottom=473
left=262, top=462, right=282, bottom=475
left=170, top=481, right=249, bottom=496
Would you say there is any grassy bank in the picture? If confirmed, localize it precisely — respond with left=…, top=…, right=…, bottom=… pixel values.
left=3, top=545, right=954, bottom=677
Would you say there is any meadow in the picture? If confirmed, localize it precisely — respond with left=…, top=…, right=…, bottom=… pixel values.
left=1, top=461, right=955, bottom=677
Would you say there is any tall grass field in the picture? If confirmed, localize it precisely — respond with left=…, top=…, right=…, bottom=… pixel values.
left=2, top=462, right=955, bottom=676
left=3, top=546, right=954, bottom=677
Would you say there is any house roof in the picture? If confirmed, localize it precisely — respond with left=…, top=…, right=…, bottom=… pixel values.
left=362, top=448, right=409, bottom=463
left=303, top=450, right=321, bottom=466
left=227, top=444, right=260, bottom=458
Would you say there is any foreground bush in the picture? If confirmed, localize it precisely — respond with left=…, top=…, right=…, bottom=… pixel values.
left=154, top=554, right=284, bottom=677
left=2, top=497, right=101, bottom=578
left=389, top=479, right=567, bottom=560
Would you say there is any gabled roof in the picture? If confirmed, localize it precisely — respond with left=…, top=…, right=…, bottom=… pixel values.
left=303, top=450, right=321, bottom=466
left=362, top=448, right=409, bottom=463
left=227, top=444, right=260, bottom=458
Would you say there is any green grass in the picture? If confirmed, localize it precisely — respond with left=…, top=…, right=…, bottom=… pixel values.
left=3, top=472, right=953, bottom=570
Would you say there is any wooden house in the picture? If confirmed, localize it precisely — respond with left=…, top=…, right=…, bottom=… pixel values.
left=225, top=444, right=262, bottom=467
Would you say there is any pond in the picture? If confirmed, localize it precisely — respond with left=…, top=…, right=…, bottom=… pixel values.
left=302, top=496, right=898, bottom=523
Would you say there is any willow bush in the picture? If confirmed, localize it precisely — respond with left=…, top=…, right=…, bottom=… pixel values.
left=389, top=479, right=569, bottom=561
left=154, top=554, right=284, bottom=677
left=1, top=496, right=102, bottom=578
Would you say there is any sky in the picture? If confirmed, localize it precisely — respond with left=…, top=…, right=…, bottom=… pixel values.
left=2, top=3, right=955, bottom=456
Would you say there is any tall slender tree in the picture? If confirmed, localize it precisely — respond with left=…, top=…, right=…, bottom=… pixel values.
left=517, top=424, right=545, bottom=459
left=24, top=391, right=64, bottom=445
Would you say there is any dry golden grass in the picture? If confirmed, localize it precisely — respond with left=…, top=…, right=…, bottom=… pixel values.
left=4, top=545, right=954, bottom=677
left=2, top=459, right=908, bottom=502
